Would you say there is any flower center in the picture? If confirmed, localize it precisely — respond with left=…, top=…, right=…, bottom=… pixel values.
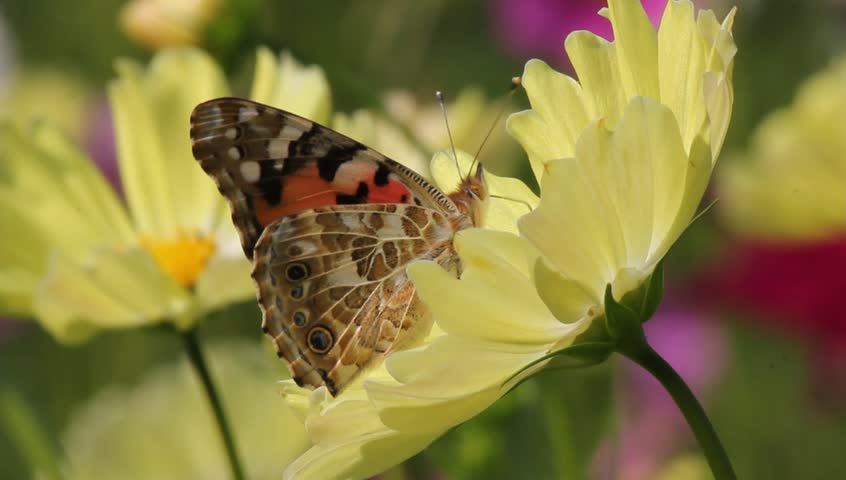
left=140, top=231, right=216, bottom=289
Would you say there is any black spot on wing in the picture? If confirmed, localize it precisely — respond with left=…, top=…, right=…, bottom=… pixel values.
left=256, top=160, right=284, bottom=206
left=318, top=144, right=365, bottom=182
left=288, top=123, right=322, bottom=157
left=336, top=182, right=369, bottom=204
left=374, top=164, right=391, bottom=186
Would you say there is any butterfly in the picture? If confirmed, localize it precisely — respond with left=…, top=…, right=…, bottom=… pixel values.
left=190, top=97, right=487, bottom=396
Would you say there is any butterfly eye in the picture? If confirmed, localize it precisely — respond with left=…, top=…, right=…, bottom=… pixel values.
left=293, top=310, right=308, bottom=327
left=286, top=262, right=309, bottom=281
left=307, top=326, right=334, bottom=354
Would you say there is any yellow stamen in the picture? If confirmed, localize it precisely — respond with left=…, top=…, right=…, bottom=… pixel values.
left=140, top=231, right=216, bottom=289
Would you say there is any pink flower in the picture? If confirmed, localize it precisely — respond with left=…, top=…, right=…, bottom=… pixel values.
left=489, top=0, right=671, bottom=70
left=699, top=234, right=846, bottom=401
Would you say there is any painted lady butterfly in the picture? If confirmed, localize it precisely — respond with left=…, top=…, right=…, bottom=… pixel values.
left=190, top=98, right=486, bottom=396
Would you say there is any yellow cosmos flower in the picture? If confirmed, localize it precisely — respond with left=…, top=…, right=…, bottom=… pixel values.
left=280, top=151, right=538, bottom=480
left=512, top=0, right=736, bottom=309
left=718, top=56, right=846, bottom=241
left=0, top=47, right=329, bottom=341
left=382, top=88, right=521, bottom=176
left=283, top=1, right=736, bottom=478
left=332, top=87, right=507, bottom=180
left=120, top=0, right=222, bottom=49
left=60, top=343, right=310, bottom=479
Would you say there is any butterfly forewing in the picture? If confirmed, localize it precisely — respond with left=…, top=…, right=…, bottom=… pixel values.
left=190, top=97, right=474, bottom=395
left=190, top=98, right=457, bottom=258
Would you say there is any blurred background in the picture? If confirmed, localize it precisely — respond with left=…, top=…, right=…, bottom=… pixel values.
left=1, top=0, right=845, bottom=478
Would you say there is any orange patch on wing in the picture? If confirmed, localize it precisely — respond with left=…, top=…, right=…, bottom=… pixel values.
left=255, top=192, right=339, bottom=225
left=367, top=178, right=412, bottom=203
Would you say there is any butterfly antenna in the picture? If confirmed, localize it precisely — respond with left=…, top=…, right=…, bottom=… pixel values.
left=468, top=76, right=522, bottom=177
left=436, top=90, right=462, bottom=178
left=490, top=194, right=533, bottom=213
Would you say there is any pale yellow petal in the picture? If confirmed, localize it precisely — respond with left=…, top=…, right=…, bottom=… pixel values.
left=0, top=208, right=48, bottom=315
left=109, top=48, right=229, bottom=236
left=193, top=253, right=253, bottom=314
left=0, top=123, right=134, bottom=255
left=565, top=31, right=627, bottom=126
left=609, top=96, right=688, bottom=264
left=33, top=247, right=189, bottom=342
left=409, top=229, right=573, bottom=344
left=533, top=258, right=596, bottom=323
left=658, top=0, right=706, bottom=152
left=519, top=153, right=625, bottom=298
left=606, top=0, right=659, bottom=101
left=285, top=427, right=432, bottom=480
left=507, top=59, right=589, bottom=180
left=370, top=337, right=545, bottom=433
left=251, top=48, right=332, bottom=125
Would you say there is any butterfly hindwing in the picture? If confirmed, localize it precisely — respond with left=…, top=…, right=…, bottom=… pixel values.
left=190, top=98, right=457, bottom=258
left=252, top=203, right=459, bottom=394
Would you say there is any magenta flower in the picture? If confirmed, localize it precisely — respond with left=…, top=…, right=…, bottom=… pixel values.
left=489, top=0, right=672, bottom=70
left=699, top=235, right=846, bottom=401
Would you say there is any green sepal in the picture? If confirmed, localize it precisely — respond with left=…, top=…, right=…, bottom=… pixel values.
left=603, top=284, right=643, bottom=342
left=501, top=341, right=614, bottom=393
left=638, top=261, right=664, bottom=322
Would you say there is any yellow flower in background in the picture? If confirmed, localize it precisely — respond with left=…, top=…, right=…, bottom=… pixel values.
left=0, top=68, right=94, bottom=140
left=333, top=87, right=512, bottom=180
left=280, top=151, right=538, bottom=480
left=0, top=47, right=332, bottom=341
left=60, top=342, right=310, bottom=479
left=289, top=2, right=736, bottom=478
left=120, top=0, right=222, bottom=49
left=382, top=88, right=522, bottom=177
left=718, top=56, right=846, bottom=241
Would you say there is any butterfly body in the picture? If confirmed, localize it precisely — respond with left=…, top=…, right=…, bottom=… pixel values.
left=191, top=98, right=485, bottom=395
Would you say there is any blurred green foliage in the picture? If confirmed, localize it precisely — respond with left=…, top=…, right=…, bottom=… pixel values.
left=2, top=0, right=846, bottom=478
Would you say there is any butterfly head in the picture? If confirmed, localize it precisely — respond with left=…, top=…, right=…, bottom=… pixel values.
left=450, top=163, right=488, bottom=227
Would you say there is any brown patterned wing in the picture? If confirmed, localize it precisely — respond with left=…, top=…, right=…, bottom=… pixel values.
left=252, top=203, right=460, bottom=395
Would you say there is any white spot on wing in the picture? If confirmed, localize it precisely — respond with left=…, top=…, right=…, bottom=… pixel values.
left=291, top=240, right=317, bottom=256
left=224, top=127, right=238, bottom=139
left=342, top=215, right=360, bottom=230
left=240, top=161, right=261, bottom=182
left=279, top=125, right=303, bottom=140
left=227, top=147, right=241, bottom=160
left=238, top=106, right=259, bottom=122
left=268, top=138, right=289, bottom=159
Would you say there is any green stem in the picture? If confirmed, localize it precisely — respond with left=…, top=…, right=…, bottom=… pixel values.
left=618, top=341, right=736, bottom=480
left=181, top=329, right=245, bottom=480
left=0, top=387, right=61, bottom=480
